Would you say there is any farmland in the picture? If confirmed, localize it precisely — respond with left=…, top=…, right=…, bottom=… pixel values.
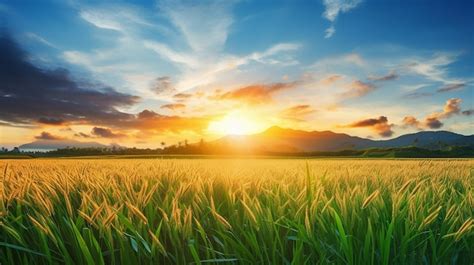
left=1, top=159, right=473, bottom=264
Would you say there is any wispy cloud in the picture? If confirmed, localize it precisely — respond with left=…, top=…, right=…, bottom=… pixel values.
left=322, top=0, right=363, bottom=38
left=340, top=80, right=375, bottom=99
left=280, top=105, right=315, bottom=121
left=403, top=53, right=466, bottom=85
left=25, top=32, right=57, bottom=48
left=143, top=1, right=301, bottom=94
left=212, top=82, right=298, bottom=105
left=368, top=70, right=398, bottom=82
left=160, top=103, right=186, bottom=111
left=437, top=83, right=466, bottom=93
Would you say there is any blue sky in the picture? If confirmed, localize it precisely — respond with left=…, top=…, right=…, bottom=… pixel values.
left=0, top=0, right=473, bottom=147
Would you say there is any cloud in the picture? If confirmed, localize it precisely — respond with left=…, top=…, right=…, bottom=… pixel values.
left=80, top=5, right=155, bottom=33
left=402, top=116, right=422, bottom=130
left=160, top=103, right=186, bottom=110
left=462, top=109, right=474, bottom=116
left=442, top=98, right=462, bottom=117
left=91, top=127, right=126, bottom=138
left=322, top=0, right=363, bottom=38
left=325, top=25, right=335, bottom=38
left=145, top=40, right=301, bottom=92
left=437, top=83, right=466, bottom=93
left=368, top=71, right=398, bottom=82
left=345, top=116, right=394, bottom=137
left=319, top=74, right=343, bottom=86
left=35, top=131, right=64, bottom=140
left=137, top=109, right=160, bottom=119
left=340, top=80, right=375, bottom=99
left=280, top=105, right=315, bottom=120
left=173, top=93, right=193, bottom=100
left=37, top=117, right=66, bottom=126
left=424, top=117, right=443, bottom=129
left=140, top=1, right=301, bottom=93
left=25, top=32, right=57, bottom=48
left=213, top=82, right=298, bottom=104
left=74, top=132, right=91, bottom=138
left=309, top=53, right=366, bottom=70
left=151, top=76, right=175, bottom=95
left=0, top=33, right=139, bottom=127
left=131, top=109, right=211, bottom=132
left=403, top=98, right=466, bottom=130
left=159, top=0, right=233, bottom=53
left=403, top=92, right=433, bottom=99
left=404, top=53, right=467, bottom=85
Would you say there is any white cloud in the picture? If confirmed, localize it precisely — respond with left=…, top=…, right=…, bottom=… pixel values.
left=25, top=32, right=57, bottom=48
left=325, top=25, right=335, bottom=38
left=143, top=1, right=301, bottom=93
left=309, top=52, right=366, bottom=70
left=402, top=53, right=466, bottom=85
left=159, top=0, right=233, bottom=53
left=65, top=1, right=301, bottom=102
left=322, top=0, right=363, bottom=38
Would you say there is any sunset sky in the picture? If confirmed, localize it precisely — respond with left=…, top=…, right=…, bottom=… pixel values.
left=0, top=0, right=473, bottom=148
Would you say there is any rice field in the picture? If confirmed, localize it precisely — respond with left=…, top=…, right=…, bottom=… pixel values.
left=0, top=158, right=473, bottom=264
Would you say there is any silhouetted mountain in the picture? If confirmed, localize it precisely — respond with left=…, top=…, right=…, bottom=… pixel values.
left=216, top=126, right=473, bottom=152
left=372, top=131, right=474, bottom=149
left=20, top=139, right=110, bottom=150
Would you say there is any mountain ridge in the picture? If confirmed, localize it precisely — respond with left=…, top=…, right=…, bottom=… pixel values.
left=217, top=126, right=473, bottom=152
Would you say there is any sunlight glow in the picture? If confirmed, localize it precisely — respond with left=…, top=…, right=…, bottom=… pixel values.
left=208, top=111, right=264, bottom=135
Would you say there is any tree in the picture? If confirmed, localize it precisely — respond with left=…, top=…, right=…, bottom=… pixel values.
left=161, top=142, right=166, bottom=149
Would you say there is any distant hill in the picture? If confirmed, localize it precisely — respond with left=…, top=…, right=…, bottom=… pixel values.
left=216, top=126, right=474, bottom=152
left=19, top=139, right=111, bottom=150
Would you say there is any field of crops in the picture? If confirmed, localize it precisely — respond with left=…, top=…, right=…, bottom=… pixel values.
left=0, top=159, right=473, bottom=264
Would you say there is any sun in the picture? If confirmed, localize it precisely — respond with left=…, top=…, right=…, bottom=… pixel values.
left=208, top=111, right=264, bottom=135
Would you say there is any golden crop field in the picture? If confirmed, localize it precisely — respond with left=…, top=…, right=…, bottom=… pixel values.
left=1, top=159, right=473, bottom=264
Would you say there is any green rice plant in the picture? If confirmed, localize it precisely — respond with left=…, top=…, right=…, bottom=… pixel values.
left=0, top=159, right=473, bottom=264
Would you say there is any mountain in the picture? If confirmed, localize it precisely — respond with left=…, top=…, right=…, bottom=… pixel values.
left=372, top=131, right=474, bottom=149
left=19, top=139, right=109, bottom=150
left=216, top=126, right=473, bottom=153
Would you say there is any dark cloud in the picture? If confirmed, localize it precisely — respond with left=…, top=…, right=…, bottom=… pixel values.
left=151, top=76, right=175, bottom=95
left=37, top=117, right=66, bottom=125
left=132, top=109, right=211, bottom=132
left=368, top=71, right=398, bottom=82
left=349, top=116, right=388, bottom=127
left=403, top=92, right=433, bottom=99
left=213, top=82, right=298, bottom=104
left=91, top=127, right=125, bottom=138
left=137, top=109, right=160, bottom=119
left=74, top=132, right=91, bottom=138
left=0, top=32, right=139, bottom=127
left=160, top=103, right=186, bottom=110
left=340, top=81, right=376, bottom=99
left=437, top=83, right=465, bottom=93
left=345, top=116, right=394, bottom=137
left=35, top=131, right=64, bottom=140
left=424, top=117, right=443, bottom=129
left=462, top=109, right=474, bottom=116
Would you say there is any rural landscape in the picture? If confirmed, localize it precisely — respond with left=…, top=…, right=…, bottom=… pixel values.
left=1, top=0, right=473, bottom=264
